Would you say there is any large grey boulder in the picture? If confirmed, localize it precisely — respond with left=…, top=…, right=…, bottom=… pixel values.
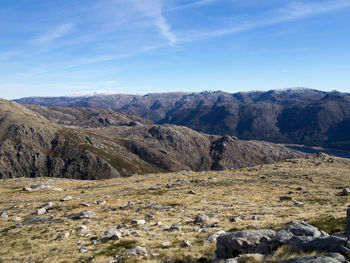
left=274, top=221, right=327, bottom=244
left=101, top=228, right=122, bottom=242
left=216, top=229, right=276, bottom=258
left=281, top=252, right=347, bottom=263
left=287, top=235, right=348, bottom=254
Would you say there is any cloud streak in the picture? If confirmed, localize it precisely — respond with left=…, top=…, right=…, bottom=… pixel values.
left=178, top=0, right=350, bottom=42
left=130, top=0, right=177, bottom=46
left=33, top=23, right=74, bottom=44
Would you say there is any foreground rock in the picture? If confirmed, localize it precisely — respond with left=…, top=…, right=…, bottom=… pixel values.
left=216, top=230, right=276, bottom=258
left=216, top=210, right=350, bottom=261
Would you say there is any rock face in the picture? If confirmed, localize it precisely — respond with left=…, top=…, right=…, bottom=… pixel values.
left=0, top=99, right=121, bottom=179
left=216, top=230, right=276, bottom=258
left=15, top=89, right=350, bottom=151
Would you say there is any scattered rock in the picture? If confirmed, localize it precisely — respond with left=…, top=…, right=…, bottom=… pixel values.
left=169, top=223, right=181, bottom=231
left=342, top=188, right=350, bottom=196
left=225, top=259, right=238, bottom=263
left=38, top=202, right=55, bottom=210
left=162, top=242, right=172, bottom=248
left=79, top=245, right=88, bottom=254
left=292, top=199, right=304, bottom=207
left=101, top=228, right=121, bottom=242
left=188, top=189, right=196, bottom=194
left=23, top=186, right=33, bottom=192
left=79, top=225, right=89, bottom=233
left=60, top=195, right=72, bottom=201
left=0, top=211, right=8, bottom=218
left=12, top=217, right=22, bottom=221
left=296, top=187, right=303, bottom=191
left=37, top=208, right=47, bottom=215
left=95, top=200, right=106, bottom=205
left=131, top=219, right=145, bottom=225
left=124, top=246, right=147, bottom=256
left=81, top=203, right=90, bottom=207
left=195, top=213, right=209, bottom=223
left=70, top=210, right=97, bottom=220
left=183, top=240, right=192, bottom=247
left=145, top=214, right=154, bottom=219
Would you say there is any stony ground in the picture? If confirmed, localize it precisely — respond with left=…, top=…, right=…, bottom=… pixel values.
left=1, top=153, right=350, bottom=263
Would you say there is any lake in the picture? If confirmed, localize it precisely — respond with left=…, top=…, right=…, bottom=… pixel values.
left=286, top=145, right=350, bottom=159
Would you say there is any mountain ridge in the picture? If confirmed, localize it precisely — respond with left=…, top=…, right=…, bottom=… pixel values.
left=14, top=88, right=350, bottom=150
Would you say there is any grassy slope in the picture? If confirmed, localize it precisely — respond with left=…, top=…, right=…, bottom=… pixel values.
left=0, top=154, right=349, bottom=262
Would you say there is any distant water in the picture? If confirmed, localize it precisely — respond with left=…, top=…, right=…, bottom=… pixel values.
left=286, top=145, right=350, bottom=159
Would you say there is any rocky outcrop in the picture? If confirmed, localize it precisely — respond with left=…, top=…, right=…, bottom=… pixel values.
left=216, top=213, right=350, bottom=262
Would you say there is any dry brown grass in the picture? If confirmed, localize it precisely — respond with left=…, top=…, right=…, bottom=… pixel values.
left=0, top=154, right=349, bottom=262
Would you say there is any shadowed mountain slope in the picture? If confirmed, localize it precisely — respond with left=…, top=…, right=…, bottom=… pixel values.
left=0, top=101, right=304, bottom=178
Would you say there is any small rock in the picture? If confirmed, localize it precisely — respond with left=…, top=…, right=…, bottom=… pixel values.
left=12, top=217, right=22, bottom=221
left=169, top=223, right=181, bottom=231
left=162, top=242, right=172, bottom=248
left=225, top=259, right=238, bottom=263
left=60, top=196, right=72, bottom=201
left=101, top=228, right=121, bottom=242
left=8, top=229, right=20, bottom=234
left=124, top=246, right=147, bottom=256
left=0, top=211, right=8, bottom=218
left=38, top=202, right=55, bottom=210
left=293, top=199, right=304, bottom=207
left=145, top=214, right=154, bottom=219
left=342, top=188, right=350, bottom=196
left=70, top=210, right=98, bottom=220
left=183, top=240, right=192, bottom=247
left=296, top=187, right=303, bottom=191
left=195, top=213, right=209, bottom=223
left=131, top=219, right=146, bottom=225
left=37, top=208, right=47, bottom=215
left=81, top=203, right=90, bottom=207
left=79, top=245, right=88, bottom=253
left=79, top=225, right=89, bottom=233
left=23, top=186, right=33, bottom=192
left=131, top=231, right=142, bottom=237
left=95, top=200, right=106, bottom=205
left=188, top=189, right=196, bottom=194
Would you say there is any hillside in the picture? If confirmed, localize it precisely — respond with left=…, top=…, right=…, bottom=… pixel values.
left=15, top=88, right=350, bottom=150
left=1, top=154, right=349, bottom=262
left=0, top=100, right=303, bottom=179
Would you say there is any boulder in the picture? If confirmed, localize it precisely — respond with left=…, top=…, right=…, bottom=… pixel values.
left=216, top=229, right=276, bottom=258
left=70, top=210, right=97, bottom=220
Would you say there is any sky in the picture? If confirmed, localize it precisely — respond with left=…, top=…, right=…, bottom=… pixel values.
left=1, top=0, right=350, bottom=99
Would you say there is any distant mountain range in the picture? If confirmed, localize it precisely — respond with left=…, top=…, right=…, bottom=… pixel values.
left=0, top=99, right=303, bottom=179
left=14, top=88, right=350, bottom=151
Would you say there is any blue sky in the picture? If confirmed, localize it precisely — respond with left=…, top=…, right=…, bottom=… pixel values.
left=1, top=0, right=350, bottom=99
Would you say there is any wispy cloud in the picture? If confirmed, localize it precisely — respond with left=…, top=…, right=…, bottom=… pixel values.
left=178, top=0, right=350, bottom=42
left=166, top=0, right=217, bottom=11
left=130, top=0, right=177, bottom=46
left=33, top=23, right=74, bottom=44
